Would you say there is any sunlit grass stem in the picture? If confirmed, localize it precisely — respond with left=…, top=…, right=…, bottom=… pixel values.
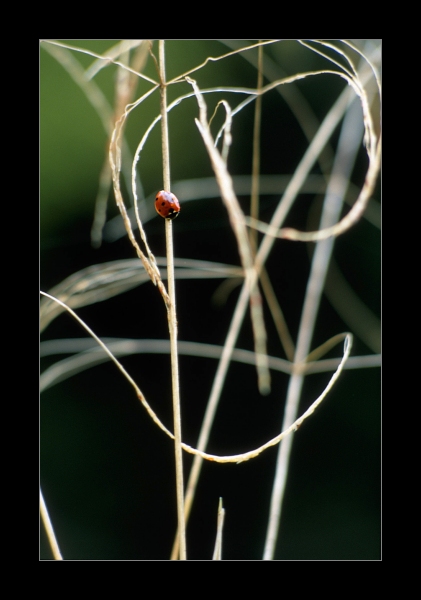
left=158, top=40, right=186, bottom=561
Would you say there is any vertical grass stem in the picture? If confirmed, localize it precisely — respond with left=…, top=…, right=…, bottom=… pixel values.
left=159, top=40, right=186, bottom=560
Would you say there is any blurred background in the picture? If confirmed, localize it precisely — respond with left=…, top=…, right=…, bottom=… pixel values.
left=40, top=40, right=381, bottom=560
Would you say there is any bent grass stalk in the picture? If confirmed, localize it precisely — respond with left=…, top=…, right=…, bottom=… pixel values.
left=41, top=41, right=380, bottom=559
left=187, top=77, right=271, bottom=396
left=40, top=292, right=352, bottom=464
left=172, top=55, right=379, bottom=558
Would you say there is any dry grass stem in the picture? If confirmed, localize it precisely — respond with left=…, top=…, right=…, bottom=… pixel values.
left=108, top=86, right=170, bottom=306
left=91, top=42, right=150, bottom=247
left=41, top=40, right=158, bottom=85
left=248, top=44, right=295, bottom=362
left=40, top=292, right=352, bottom=465
left=40, top=336, right=379, bottom=394
left=188, top=76, right=270, bottom=395
left=171, top=59, right=374, bottom=559
left=244, top=55, right=381, bottom=244
left=250, top=42, right=263, bottom=250
left=40, top=488, right=63, bottom=560
left=39, top=258, right=244, bottom=333
left=158, top=40, right=186, bottom=560
left=84, top=40, right=145, bottom=79
left=105, top=175, right=379, bottom=244
left=168, top=40, right=280, bottom=85
left=263, top=52, right=379, bottom=557
left=212, top=498, right=225, bottom=560
left=41, top=41, right=380, bottom=560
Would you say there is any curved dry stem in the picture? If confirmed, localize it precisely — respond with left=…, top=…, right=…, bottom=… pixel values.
left=91, top=43, right=150, bottom=247
left=172, top=65, right=374, bottom=559
left=40, top=292, right=352, bottom=465
left=42, top=41, right=380, bottom=560
left=182, top=334, right=353, bottom=464
left=341, top=40, right=382, bottom=94
left=188, top=76, right=270, bottom=395
left=128, top=84, right=270, bottom=265
left=244, top=46, right=381, bottom=245
left=246, top=139, right=380, bottom=243
left=213, top=69, right=352, bottom=148
left=130, top=117, right=167, bottom=275
left=299, top=39, right=356, bottom=81
left=41, top=292, right=176, bottom=438
left=108, top=87, right=170, bottom=306
left=246, top=149, right=380, bottom=244
left=221, top=40, right=336, bottom=176
left=106, top=173, right=379, bottom=244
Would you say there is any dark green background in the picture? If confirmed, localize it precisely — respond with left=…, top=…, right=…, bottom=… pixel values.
left=40, top=40, right=381, bottom=560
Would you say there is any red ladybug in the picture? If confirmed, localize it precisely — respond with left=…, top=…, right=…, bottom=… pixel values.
left=155, top=190, right=181, bottom=220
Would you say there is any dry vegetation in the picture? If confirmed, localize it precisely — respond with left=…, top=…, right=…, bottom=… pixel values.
left=40, top=40, right=381, bottom=560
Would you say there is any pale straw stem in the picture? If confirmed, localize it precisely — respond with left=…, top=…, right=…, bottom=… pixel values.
left=40, top=488, right=63, bottom=560
left=172, top=79, right=360, bottom=559
left=159, top=40, right=186, bottom=560
left=263, top=86, right=367, bottom=560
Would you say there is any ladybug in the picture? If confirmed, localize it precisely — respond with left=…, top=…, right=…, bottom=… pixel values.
left=155, top=190, right=181, bottom=220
